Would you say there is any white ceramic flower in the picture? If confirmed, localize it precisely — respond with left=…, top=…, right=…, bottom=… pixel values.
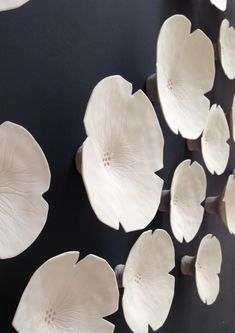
left=195, top=234, right=222, bottom=305
left=0, top=121, right=50, bottom=259
left=13, top=251, right=119, bottom=333
left=156, top=15, right=215, bottom=139
left=122, top=229, right=175, bottom=333
left=222, top=174, right=235, bottom=234
left=210, top=0, right=227, bottom=11
left=0, top=0, right=30, bottom=11
left=201, top=104, right=230, bottom=175
left=170, top=160, right=207, bottom=243
left=80, top=75, right=164, bottom=232
left=219, top=19, right=235, bottom=80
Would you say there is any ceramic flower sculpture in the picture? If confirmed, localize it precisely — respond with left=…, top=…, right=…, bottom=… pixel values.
left=76, top=75, right=164, bottom=232
left=146, top=15, right=215, bottom=139
left=0, top=121, right=50, bottom=259
left=159, top=160, right=207, bottom=243
left=115, top=229, right=175, bottom=333
left=181, top=234, right=222, bottom=305
left=210, top=0, right=227, bottom=11
left=219, top=19, right=235, bottom=80
left=13, top=251, right=119, bottom=333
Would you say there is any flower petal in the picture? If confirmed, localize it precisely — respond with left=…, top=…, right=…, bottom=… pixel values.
left=0, top=0, right=30, bottom=11
left=201, top=104, right=230, bottom=175
left=219, top=19, right=235, bottom=80
left=171, top=160, right=207, bottom=243
left=196, top=234, right=222, bottom=305
left=223, top=174, right=235, bottom=234
left=0, top=122, right=50, bottom=259
left=231, top=93, right=235, bottom=141
left=122, top=229, right=175, bottom=333
left=210, top=0, right=227, bottom=11
left=13, top=252, right=119, bottom=333
left=157, top=15, right=215, bottom=139
left=83, top=138, right=163, bottom=232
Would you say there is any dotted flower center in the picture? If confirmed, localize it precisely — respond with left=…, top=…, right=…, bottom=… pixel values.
left=44, top=308, right=56, bottom=325
left=134, top=272, right=142, bottom=284
left=102, top=152, right=111, bottom=167
left=167, top=79, right=173, bottom=90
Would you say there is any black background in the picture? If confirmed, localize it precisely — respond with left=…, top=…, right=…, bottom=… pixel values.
left=0, top=0, right=235, bottom=332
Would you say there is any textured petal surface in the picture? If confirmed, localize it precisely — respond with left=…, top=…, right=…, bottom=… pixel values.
left=0, top=122, right=50, bottom=259
left=13, top=252, right=119, bottom=333
left=82, top=76, right=164, bottom=231
left=157, top=15, right=215, bottom=139
left=170, top=160, right=207, bottom=243
left=219, top=19, right=235, bottom=80
left=201, top=104, right=230, bottom=175
left=223, top=174, right=235, bottom=234
left=210, top=0, right=227, bottom=10
left=196, top=234, right=222, bottom=305
left=122, top=229, right=175, bottom=333
left=0, top=0, right=30, bottom=11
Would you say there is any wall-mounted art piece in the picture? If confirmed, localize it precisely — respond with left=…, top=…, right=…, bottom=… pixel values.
left=115, top=229, right=175, bottom=333
left=0, top=121, right=50, bottom=259
left=219, top=19, right=235, bottom=80
left=0, top=0, right=30, bottom=11
left=181, top=234, right=222, bottom=305
left=146, top=15, right=215, bottom=139
left=159, top=160, right=206, bottom=243
left=75, top=75, right=164, bottom=232
left=205, top=172, right=235, bottom=234
left=13, top=251, right=119, bottom=333
left=210, top=0, right=227, bottom=11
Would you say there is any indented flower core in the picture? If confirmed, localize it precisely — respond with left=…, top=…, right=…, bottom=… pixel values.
left=44, top=308, right=56, bottom=325
left=102, top=152, right=111, bottom=167
left=134, top=272, right=142, bottom=284
left=167, top=79, right=173, bottom=90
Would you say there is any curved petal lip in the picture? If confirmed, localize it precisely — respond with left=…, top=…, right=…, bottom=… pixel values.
left=122, top=229, right=175, bottom=332
left=210, top=0, right=227, bottom=11
left=219, top=19, right=235, bottom=80
left=201, top=104, right=230, bottom=175
left=195, top=234, right=222, bottom=305
left=0, top=0, right=31, bottom=11
left=156, top=15, right=215, bottom=139
left=223, top=174, right=235, bottom=234
left=81, top=75, right=164, bottom=232
left=170, top=160, right=207, bottom=243
left=13, top=251, right=119, bottom=333
left=0, top=122, right=51, bottom=259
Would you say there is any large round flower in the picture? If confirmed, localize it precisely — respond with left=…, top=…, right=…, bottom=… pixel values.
left=0, top=0, right=30, bottom=11
left=82, top=75, right=164, bottom=232
left=210, top=0, right=227, bottom=11
left=157, top=15, right=215, bottom=139
left=122, top=229, right=175, bottom=333
left=170, top=160, right=207, bottom=243
left=196, top=234, right=222, bottom=305
left=13, top=251, right=119, bottom=333
left=201, top=104, right=230, bottom=175
left=219, top=19, right=235, bottom=80
left=0, top=121, right=50, bottom=259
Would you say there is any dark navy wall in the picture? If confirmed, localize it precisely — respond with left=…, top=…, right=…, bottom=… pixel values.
left=0, top=0, right=234, bottom=332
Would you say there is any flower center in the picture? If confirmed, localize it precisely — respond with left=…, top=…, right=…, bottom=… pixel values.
left=134, top=272, right=142, bottom=284
left=167, top=79, right=173, bottom=90
left=102, top=152, right=111, bottom=167
left=44, top=308, right=56, bottom=325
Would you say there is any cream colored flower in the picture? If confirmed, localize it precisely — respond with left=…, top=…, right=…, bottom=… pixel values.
left=201, top=104, right=230, bottom=175
left=157, top=15, right=215, bottom=139
left=219, top=19, right=235, bottom=80
left=170, top=160, right=206, bottom=243
left=81, top=75, right=164, bottom=232
left=210, top=0, right=227, bottom=11
left=13, top=252, right=119, bottom=333
left=0, top=122, right=50, bottom=259
left=122, top=229, right=175, bottom=333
